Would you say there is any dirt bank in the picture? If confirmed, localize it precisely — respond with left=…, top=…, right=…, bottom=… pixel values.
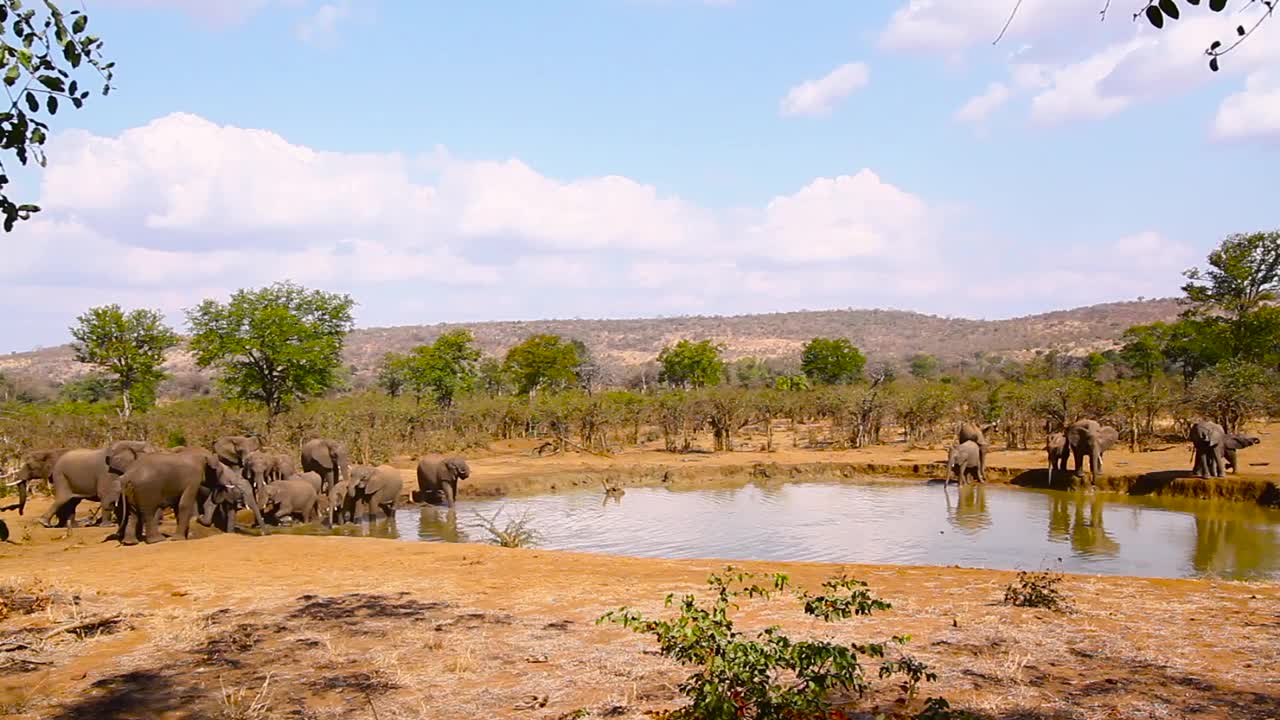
left=0, top=525, right=1278, bottom=720
left=417, top=424, right=1280, bottom=507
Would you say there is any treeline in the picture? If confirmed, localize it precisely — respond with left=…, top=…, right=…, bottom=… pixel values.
left=1, top=231, right=1278, bottom=464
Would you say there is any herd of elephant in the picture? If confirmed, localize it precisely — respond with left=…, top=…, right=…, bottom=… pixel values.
left=0, top=435, right=472, bottom=545
left=944, top=419, right=1261, bottom=485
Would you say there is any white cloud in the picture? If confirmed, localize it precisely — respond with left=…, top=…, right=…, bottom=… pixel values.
left=296, top=1, right=353, bottom=46
left=879, top=0, right=1091, bottom=54
left=955, top=81, right=1011, bottom=124
left=94, top=0, right=304, bottom=26
left=1212, top=72, right=1280, bottom=143
left=779, top=63, right=869, bottom=118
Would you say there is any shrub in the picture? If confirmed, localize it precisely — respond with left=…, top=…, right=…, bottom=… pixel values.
left=1002, top=570, right=1074, bottom=612
left=598, top=566, right=958, bottom=720
left=475, top=507, right=541, bottom=548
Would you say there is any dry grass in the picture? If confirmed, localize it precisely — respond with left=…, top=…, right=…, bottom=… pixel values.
left=217, top=673, right=275, bottom=720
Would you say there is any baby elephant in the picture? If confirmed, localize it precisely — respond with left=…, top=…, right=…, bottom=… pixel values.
left=349, top=464, right=403, bottom=522
left=946, top=441, right=984, bottom=485
left=260, top=478, right=320, bottom=525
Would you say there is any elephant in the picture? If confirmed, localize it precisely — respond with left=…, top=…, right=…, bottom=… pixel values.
left=349, top=464, right=402, bottom=522
left=415, top=454, right=470, bottom=507
left=198, top=464, right=269, bottom=535
left=116, top=449, right=236, bottom=545
left=1046, top=433, right=1069, bottom=485
left=1066, top=419, right=1116, bottom=480
left=299, top=438, right=349, bottom=497
left=243, top=450, right=297, bottom=490
left=1223, top=433, right=1261, bottom=474
left=2, top=448, right=69, bottom=515
left=1189, top=421, right=1228, bottom=478
left=328, top=479, right=357, bottom=525
left=261, top=478, right=320, bottom=525
left=945, top=441, right=983, bottom=485
left=213, top=435, right=263, bottom=470
left=957, top=422, right=995, bottom=482
left=39, top=441, right=154, bottom=528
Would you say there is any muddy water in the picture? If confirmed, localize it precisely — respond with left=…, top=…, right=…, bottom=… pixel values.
left=324, top=478, right=1280, bottom=580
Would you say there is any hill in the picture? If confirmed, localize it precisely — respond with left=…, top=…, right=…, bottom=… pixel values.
left=0, top=298, right=1184, bottom=392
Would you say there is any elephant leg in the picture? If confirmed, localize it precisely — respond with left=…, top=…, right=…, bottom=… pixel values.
left=120, top=507, right=140, bottom=546
left=1224, top=447, right=1238, bottom=474
left=41, top=489, right=74, bottom=528
left=142, top=506, right=164, bottom=544
left=1213, top=446, right=1226, bottom=478
left=176, top=499, right=196, bottom=540
left=221, top=505, right=236, bottom=534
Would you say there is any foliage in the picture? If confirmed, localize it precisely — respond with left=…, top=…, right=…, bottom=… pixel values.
left=1188, top=359, right=1274, bottom=434
left=907, top=353, right=939, bottom=380
left=801, top=337, right=866, bottom=386
left=774, top=374, right=810, bottom=391
left=503, top=334, right=581, bottom=397
left=69, top=304, right=177, bottom=419
left=475, top=506, right=540, bottom=548
left=375, top=351, right=409, bottom=398
left=1002, top=570, right=1073, bottom=613
left=1134, top=0, right=1273, bottom=73
left=0, top=0, right=115, bottom=232
left=599, top=567, right=948, bottom=720
left=185, top=281, right=356, bottom=418
left=658, top=339, right=725, bottom=390
left=57, top=372, right=115, bottom=404
left=401, top=329, right=481, bottom=406
left=1181, top=231, right=1280, bottom=364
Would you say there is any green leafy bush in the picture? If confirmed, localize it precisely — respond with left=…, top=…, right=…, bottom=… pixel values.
left=1002, top=570, right=1074, bottom=613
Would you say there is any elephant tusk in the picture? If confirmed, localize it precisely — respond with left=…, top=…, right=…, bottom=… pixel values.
left=4, top=477, right=25, bottom=486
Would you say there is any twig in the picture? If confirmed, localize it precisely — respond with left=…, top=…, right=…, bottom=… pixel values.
left=40, top=614, right=123, bottom=639
left=366, top=691, right=381, bottom=720
left=1099, top=0, right=1113, bottom=21
left=993, top=0, right=1025, bottom=44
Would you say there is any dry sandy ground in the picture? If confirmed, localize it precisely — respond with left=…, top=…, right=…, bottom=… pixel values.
left=0, top=426, right=1277, bottom=719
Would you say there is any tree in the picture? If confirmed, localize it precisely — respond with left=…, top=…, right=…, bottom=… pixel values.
left=476, top=357, right=510, bottom=396
left=907, top=353, right=939, bottom=380
left=657, top=339, right=724, bottom=390
left=1, top=1, right=115, bottom=232
left=69, top=304, right=178, bottom=419
left=800, top=337, right=865, bottom=385
left=57, top=372, right=115, bottom=404
left=570, top=338, right=602, bottom=394
left=503, top=334, right=581, bottom=397
left=1189, top=359, right=1273, bottom=434
left=185, top=281, right=355, bottom=420
left=1119, top=323, right=1170, bottom=384
left=403, top=329, right=481, bottom=406
left=375, top=351, right=410, bottom=398
left=1181, top=230, right=1280, bottom=363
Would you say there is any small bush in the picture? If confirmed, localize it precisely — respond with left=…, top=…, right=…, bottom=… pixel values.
left=599, top=566, right=960, bottom=720
left=475, top=507, right=541, bottom=548
left=1002, top=570, right=1074, bottom=612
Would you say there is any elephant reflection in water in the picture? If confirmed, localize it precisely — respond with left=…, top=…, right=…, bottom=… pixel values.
left=1191, top=515, right=1279, bottom=578
left=418, top=506, right=464, bottom=543
left=1046, top=494, right=1120, bottom=557
left=943, top=483, right=991, bottom=532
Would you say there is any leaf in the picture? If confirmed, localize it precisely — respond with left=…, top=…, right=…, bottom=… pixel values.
left=3, top=65, right=18, bottom=86
left=1145, top=5, right=1165, bottom=28
left=1209, top=0, right=1227, bottom=10
left=1237, top=24, right=1246, bottom=36
left=1210, top=40, right=1223, bottom=50
left=37, top=75, right=64, bottom=92
left=1210, top=56, right=1220, bottom=72
left=1159, top=0, right=1180, bottom=19
left=46, top=95, right=56, bottom=114
left=72, top=14, right=86, bottom=34
left=24, top=91, right=37, bottom=112
left=1187, top=0, right=1200, bottom=4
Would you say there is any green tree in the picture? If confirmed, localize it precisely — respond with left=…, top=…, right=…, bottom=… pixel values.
left=800, top=337, right=866, bottom=385
left=1119, top=323, right=1170, bottom=383
left=503, top=334, right=581, bottom=397
left=657, top=339, right=725, bottom=390
left=774, top=374, right=810, bottom=391
left=1082, top=352, right=1108, bottom=381
left=375, top=351, right=410, bottom=398
left=907, top=353, right=940, bottom=380
left=185, top=281, right=355, bottom=420
left=1, top=1, right=115, bottom=232
left=403, top=329, right=481, bottom=406
left=1181, top=230, right=1280, bottom=363
left=69, top=304, right=178, bottom=419
left=57, top=372, right=115, bottom=404
left=476, top=357, right=510, bottom=396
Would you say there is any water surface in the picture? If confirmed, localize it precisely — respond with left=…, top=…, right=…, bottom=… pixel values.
left=320, top=478, right=1280, bottom=581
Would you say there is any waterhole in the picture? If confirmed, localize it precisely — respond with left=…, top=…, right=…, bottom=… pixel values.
left=308, top=477, right=1280, bottom=581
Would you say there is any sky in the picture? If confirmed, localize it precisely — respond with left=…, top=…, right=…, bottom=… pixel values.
left=2, top=0, right=1277, bottom=352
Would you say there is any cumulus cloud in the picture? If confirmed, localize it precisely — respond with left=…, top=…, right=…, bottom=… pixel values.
left=879, top=0, right=1093, bottom=55
left=955, top=81, right=1011, bottom=124
left=1212, top=72, right=1280, bottom=143
left=779, top=63, right=869, bottom=118
left=4, top=112, right=969, bottom=349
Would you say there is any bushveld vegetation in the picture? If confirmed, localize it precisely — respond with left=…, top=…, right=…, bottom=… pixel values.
left=1, top=232, right=1278, bottom=470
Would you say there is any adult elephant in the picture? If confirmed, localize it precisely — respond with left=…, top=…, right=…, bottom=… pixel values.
left=261, top=478, right=320, bottom=525
left=198, top=464, right=269, bottom=535
left=213, top=435, right=263, bottom=471
left=299, top=438, right=348, bottom=496
left=945, top=441, right=983, bottom=485
left=1066, top=419, right=1117, bottom=480
left=243, top=450, right=296, bottom=490
left=1223, top=433, right=1261, bottom=474
left=39, top=441, right=153, bottom=528
left=116, top=449, right=235, bottom=545
left=957, top=422, right=994, bottom=483
left=415, top=454, right=470, bottom=507
left=1189, top=421, right=1228, bottom=478
left=350, top=464, right=403, bottom=521
left=2, top=448, right=69, bottom=516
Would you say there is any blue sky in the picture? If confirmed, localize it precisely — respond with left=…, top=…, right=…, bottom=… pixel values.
left=2, top=0, right=1277, bottom=351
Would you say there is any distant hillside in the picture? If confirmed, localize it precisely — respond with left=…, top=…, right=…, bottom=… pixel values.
left=0, top=299, right=1184, bottom=391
